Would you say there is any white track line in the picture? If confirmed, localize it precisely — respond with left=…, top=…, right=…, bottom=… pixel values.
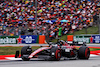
left=5, top=57, right=22, bottom=60
left=90, top=54, right=99, bottom=57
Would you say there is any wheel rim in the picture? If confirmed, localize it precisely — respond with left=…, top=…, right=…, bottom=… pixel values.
left=58, top=52, right=61, bottom=58
left=55, top=50, right=61, bottom=60
left=85, top=48, right=90, bottom=58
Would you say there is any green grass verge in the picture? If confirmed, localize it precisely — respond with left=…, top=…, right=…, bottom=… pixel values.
left=90, top=48, right=100, bottom=51
left=0, top=46, right=100, bottom=55
left=0, top=46, right=40, bottom=55
left=74, top=26, right=98, bottom=35
left=76, top=47, right=100, bottom=51
left=52, top=35, right=68, bottom=42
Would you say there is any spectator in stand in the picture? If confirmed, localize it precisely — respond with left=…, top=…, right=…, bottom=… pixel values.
left=0, top=0, right=98, bottom=40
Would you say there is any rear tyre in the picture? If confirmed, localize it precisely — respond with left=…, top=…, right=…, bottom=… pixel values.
left=78, top=46, right=90, bottom=59
left=55, top=49, right=61, bottom=61
left=50, top=47, right=61, bottom=61
left=21, top=46, right=32, bottom=61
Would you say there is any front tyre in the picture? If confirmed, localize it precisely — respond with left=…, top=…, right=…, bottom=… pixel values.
left=21, top=46, right=32, bottom=61
left=78, top=46, right=90, bottom=59
left=22, top=55, right=30, bottom=61
left=50, top=47, right=61, bottom=61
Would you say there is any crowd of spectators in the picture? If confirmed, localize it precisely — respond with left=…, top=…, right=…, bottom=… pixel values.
left=0, top=0, right=100, bottom=40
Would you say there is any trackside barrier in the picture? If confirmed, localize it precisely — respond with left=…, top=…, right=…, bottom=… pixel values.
left=74, top=34, right=100, bottom=43
left=67, top=35, right=73, bottom=41
left=21, top=35, right=38, bottom=44
left=39, top=35, right=45, bottom=44
left=0, top=36, right=18, bottom=44
left=0, top=35, right=46, bottom=44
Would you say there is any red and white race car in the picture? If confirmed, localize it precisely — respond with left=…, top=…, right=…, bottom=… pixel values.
left=15, top=40, right=90, bottom=61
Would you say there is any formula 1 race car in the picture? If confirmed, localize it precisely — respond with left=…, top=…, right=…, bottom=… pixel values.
left=15, top=40, right=90, bottom=61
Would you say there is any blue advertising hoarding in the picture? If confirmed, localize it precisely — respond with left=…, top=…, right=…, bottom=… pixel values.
left=92, top=35, right=100, bottom=43
left=21, top=35, right=38, bottom=44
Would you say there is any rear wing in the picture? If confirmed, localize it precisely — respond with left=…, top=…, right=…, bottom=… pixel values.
left=66, top=41, right=86, bottom=46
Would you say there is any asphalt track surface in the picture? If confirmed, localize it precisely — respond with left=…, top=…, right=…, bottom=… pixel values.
left=0, top=56, right=100, bottom=67
left=0, top=44, right=100, bottom=67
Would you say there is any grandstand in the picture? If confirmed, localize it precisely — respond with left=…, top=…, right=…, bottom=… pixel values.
left=0, top=0, right=100, bottom=40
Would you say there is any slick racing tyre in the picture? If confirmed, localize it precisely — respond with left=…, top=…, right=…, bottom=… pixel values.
left=55, top=49, right=61, bottom=61
left=78, top=46, right=90, bottom=59
left=50, top=47, right=61, bottom=61
left=21, top=46, right=32, bottom=61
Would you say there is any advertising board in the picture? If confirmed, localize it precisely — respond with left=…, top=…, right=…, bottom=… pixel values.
left=20, top=35, right=38, bottom=44
left=0, top=36, right=18, bottom=44
left=74, top=35, right=91, bottom=43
